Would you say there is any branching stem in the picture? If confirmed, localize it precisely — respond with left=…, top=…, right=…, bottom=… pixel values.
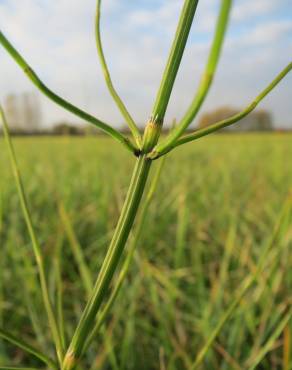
left=0, top=31, right=137, bottom=154
left=153, top=0, right=232, bottom=156
left=95, top=0, right=142, bottom=148
left=158, top=62, right=292, bottom=155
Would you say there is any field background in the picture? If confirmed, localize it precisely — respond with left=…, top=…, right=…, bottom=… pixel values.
left=0, top=134, right=291, bottom=369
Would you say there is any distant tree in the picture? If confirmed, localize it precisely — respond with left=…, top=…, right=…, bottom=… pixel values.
left=22, top=92, right=42, bottom=131
left=52, top=122, right=84, bottom=135
left=4, top=94, right=21, bottom=131
left=198, top=106, right=273, bottom=131
left=3, top=92, right=42, bottom=133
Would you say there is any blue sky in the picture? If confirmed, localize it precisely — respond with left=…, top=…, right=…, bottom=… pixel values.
left=0, top=0, right=292, bottom=128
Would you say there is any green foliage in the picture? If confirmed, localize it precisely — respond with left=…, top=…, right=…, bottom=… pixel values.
left=0, top=135, right=291, bottom=369
left=0, top=0, right=291, bottom=368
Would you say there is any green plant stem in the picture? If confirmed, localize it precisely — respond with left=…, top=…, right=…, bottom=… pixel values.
left=63, top=2, right=200, bottom=366
left=153, top=0, right=232, bottom=156
left=149, top=61, right=292, bottom=158
left=0, top=31, right=137, bottom=154
left=83, top=156, right=166, bottom=352
left=0, top=328, right=57, bottom=370
left=0, top=107, right=64, bottom=364
left=62, top=155, right=152, bottom=370
left=142, top=0, right=199, bottom=153
left=95, top=0, right=142, bottom=148
left=151, top=0, right=199, bottom=123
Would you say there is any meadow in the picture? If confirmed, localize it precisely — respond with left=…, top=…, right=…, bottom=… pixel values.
left=0, top=133, right=291, bottom=369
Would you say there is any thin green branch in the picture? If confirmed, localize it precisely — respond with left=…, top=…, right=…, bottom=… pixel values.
left=151, top=0, right=199, bottom=123
left=152, top=0, right=198, bottom=121
left=95, top=0, right=142, bottom=148
left=142, top=0, right=199, bottom=153
left=152, top=0, right=232, bottom=157
left=0, top=107, right=64, bottom=364
left=0, top=31, right=137, bottom=154
left=149, top=61, right=292, bottom=158
left=0, top=328, right=57, bottom=370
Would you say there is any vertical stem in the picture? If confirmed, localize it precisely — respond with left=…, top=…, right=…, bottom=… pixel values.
left=151, top=0, right=199, bottom=122
left=153, top=0, right=232, bottom=156
left=62, top=155, right=152, bottom=370
left=142, top=0, right=199, bottom=154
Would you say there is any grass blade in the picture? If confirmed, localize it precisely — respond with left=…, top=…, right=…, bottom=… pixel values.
left=191, top=196, right=292, bottom=369
left=170, top=62, right=292, bottom=153
left=0, top=106, right=64, bottom=364
left=0, top=31, right=137, bottom=154
left=0, top=328, right=57, bottom=370
left=58, top=201, right=93, bottom=299
left=95, top=0, right=142, bottom=148
left=247, top=308, right=292, bottom=370
left=154, top=0, right=232, bottom=156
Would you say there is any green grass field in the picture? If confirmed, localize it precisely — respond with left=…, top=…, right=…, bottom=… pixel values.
left=0, top=134, right=291, bottom=369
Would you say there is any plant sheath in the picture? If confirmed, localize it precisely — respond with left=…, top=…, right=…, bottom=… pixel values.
left=62, top=155, right=151, bottom=369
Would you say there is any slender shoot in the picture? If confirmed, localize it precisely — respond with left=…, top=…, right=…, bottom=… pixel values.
left=153, top=0, right=232, bottom=156
left=149, top=61, right=292, bottom=158
left=95, top=0, right=142, bottom=148
left=0, top=328, right=57, bottom=370
left=142, top=0, right=199, bottom=153
left=0, top=31, right=137, bottom=154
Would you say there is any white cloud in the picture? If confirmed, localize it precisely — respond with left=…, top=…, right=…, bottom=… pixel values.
left=0, top=0, right=291, bottom=129
left=232, top=0, right=277, bottom=21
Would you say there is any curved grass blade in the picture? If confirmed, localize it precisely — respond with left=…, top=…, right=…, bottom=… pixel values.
left=247, top=308, right=292, bottom=370
left=191, top=197, right=292, bottom=369
left=149, top=61, right=292, bottom=158
left=154, top=0, right=232, bottom=156
left=0, top=106, right=64, bottom=364
left=95, top=0, right=142, bottom=148
left=0, top=328, right=57, bottom=370
left=0, top=31, right=137, bottom=154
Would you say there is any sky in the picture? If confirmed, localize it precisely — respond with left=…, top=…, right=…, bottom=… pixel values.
left=0, top=0, right=292, bottom=129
